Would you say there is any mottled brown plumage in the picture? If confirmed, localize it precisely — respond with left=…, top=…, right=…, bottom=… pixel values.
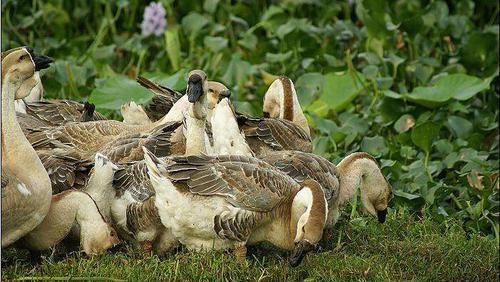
left=137, top=76, right=184, bottom=122
left=21, top=100, right=106, bottom=127
left=237, top=115, right=312, bottom=157
left=261, top=150, right=340, bottom=202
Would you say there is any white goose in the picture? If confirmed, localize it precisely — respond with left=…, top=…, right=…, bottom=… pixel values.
left=1, top=47, right=53, bottom=247
left=143, top=150, right=328, bottom=266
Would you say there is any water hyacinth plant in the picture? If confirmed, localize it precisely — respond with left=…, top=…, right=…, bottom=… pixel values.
left=141, top=2, right=166, bottom=37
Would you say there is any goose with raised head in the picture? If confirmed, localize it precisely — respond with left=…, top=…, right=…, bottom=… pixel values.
left=143, top=150, right=328, bottom=266
left=18, top=189, right=119, bottom=256
left=130, top=76, right=231, bottom=124
left=88, top=71, right=212, bottom=254
left=262, top=76, right=310, bottom=136
left=1, top=47, right=53, bottom=247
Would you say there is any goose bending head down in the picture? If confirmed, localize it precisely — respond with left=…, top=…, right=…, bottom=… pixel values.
left=143, top=149, right=327, bottom=266
left=333, top=152, right=393, bottom=226
left=1, top=47, right=53, bottom=247
left=262, top=76, right=310, bottom=136
left=19, top=190, right=120, bottom=255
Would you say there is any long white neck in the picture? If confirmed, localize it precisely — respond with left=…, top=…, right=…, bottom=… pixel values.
left=155, top=95, right=190, bottom=125
left=83, top=161, right=116, bottom=222
left=184, top=93, right=208, bottom=155
left=211, top=101, right=253, bottom=156
left=19, top=191, right=86, bottom=250
left=335, top=155, right=379, bottom=208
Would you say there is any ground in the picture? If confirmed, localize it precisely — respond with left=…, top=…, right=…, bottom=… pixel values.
left=2, top=209, right=498, bottom=281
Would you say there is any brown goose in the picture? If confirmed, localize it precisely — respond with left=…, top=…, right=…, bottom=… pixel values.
left=1, top=47, right=53, bottom=247
left=144, top=151, right=328, bottom=266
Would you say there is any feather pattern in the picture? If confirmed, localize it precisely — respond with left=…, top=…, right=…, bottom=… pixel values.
left=137, top=76, right=183, bottom=122
left=22, top=100, right=106, bottom=126
left=236, top=114, right=312, bottom=156
left=261, top=150, right=340, bottom=202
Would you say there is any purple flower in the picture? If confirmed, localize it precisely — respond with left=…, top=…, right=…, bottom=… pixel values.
left=141, top=2, right=167, bottom=37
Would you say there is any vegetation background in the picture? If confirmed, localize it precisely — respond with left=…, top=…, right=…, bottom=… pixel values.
left=2, top=0, right=499, bottom=280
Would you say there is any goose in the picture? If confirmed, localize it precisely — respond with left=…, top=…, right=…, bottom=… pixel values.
left=88, top=71, right=213, bottom=254
left=18, top=189, right=120, bottom=256
left=25, top=70, right=210, bottom=162
left=121, top=101, right=152, bottom=126
left=208, top=101, right=392, bottom=227
left=131, top=76, right=231, bottom=124
left=262, top=76, right=310, bottom=136
left=1, top=47, right=53, bottom=247
left=261, top=151, right=393, bottom=227
left=143, top=150, right=328, bottom=266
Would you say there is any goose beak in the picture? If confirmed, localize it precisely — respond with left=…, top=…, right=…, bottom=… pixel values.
left=33, top=54, right=53, bottom=71
left=220, top=89, right=231, bottom=99
left=289, top=240, right=315, bottom=267
left=187, top=74, right=203, bottom=103
left=377, top=208, right=388, bottom=223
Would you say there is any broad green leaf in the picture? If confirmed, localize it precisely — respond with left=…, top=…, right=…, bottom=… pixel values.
left=406, top=73, right=496, bottom=107
left=165, top=27, right=181, bottom=71
left=265, top=51, right=293, bottom=63
left=361, top=136, right=388, bottom=157
left=222, top=54, right=255, bottom=90
left=89, top=75, right=153, bottom=110
left=237, top=32, right=257, bottom=50
left=394, top=190, right=420, bottom=200
left=295, top=72, right=324, bottom=108
left=181, top=12, right=209, bottom=36
left=411, top=122, right=441, bottom=153
left=203, top=36, right=228, bottom=53
left=143, top=69, right=188, bottom=91
left=203, top=0, right=220, bottom=14
left=447, top=116, right=473, bottom=139
left=261, top=5, right=284, bottom=22
left=320, top=71, right=365, bottom=112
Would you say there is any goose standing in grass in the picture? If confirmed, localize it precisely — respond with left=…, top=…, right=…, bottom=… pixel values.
left=209, top=99, right=392, bottom=227
left=1, top=47, right=53, bottom=247
left=143, top=150, right=328, bottom=266
left=261, top=151, right=393, bottom=227
left=90, top=70, right=213, bottom=254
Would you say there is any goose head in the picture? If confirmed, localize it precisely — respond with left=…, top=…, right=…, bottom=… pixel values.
left=289, top=179, right=327, bottom=267
left=81, top=219, right=120, bottom=256
left=186, top=70, right=209, bottom=120
left=1, top=47, right=53, bottom=98
left=121, top=101, right=152, bottom=125
left=262, top=76, right=310, bottom=135
left=337, top=152, right=393, bottom=224
left=207, top=81, right=231, bottom=109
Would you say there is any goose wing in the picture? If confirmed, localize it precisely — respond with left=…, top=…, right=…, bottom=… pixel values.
left=165, top=154, right=300, bottom=212
left=100, top=121, right=182, bottom=163
left=38, top=151, right=92, bottom=193
left=237, top=115, right=312, bottom=154
left=24, top=100, right=106, bottom=126
left=113, top=160, right=154, bottom=202
left=262, top=151, right=340, bottom=201
left=137, top=76, right=183, bottom=122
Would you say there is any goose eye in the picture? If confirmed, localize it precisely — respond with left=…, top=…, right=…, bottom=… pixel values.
left=19, top=54, right=27, bottom=61
left=208, top=88, right=214, bottom=93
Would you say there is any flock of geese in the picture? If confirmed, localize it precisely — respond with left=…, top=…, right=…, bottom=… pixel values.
left=2, top=47, right=393, bottom=266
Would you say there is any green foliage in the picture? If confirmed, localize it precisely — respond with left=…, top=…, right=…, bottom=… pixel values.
left=2, top=0, right=499, bottom=241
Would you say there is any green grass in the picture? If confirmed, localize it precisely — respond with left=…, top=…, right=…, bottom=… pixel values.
left=2, top=209, right=498, bottom=281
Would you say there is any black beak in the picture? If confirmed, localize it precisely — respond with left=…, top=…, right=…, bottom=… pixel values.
left=263, top=112, right=270, bottom=118
left=187, top=74, right=203, bottom=103
left=33, top=54, right=54, bottom=71
left=82, top=102, right=96, bottom=122
left=289, top=240, right=315, bottom=267
left=220, top=89, right=231, bottom=99
left=377, top=208, right=388, bottom=223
